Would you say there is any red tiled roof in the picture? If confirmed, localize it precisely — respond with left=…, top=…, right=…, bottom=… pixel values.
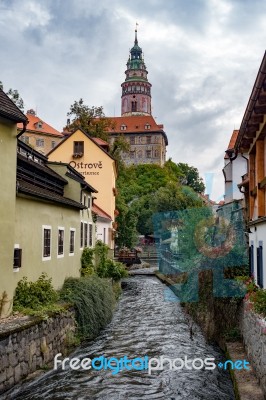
left=224, top=130, right=239, bottom=159
left=91, top=137, right=109, bottom=146
left=105, top=115, right=164, bottom=133
left=92, top=203, right=112, bottom=220
left=18, top=110, right=63, bottom=137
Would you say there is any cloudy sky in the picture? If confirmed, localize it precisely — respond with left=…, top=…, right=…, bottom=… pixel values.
left=1, top=0, right=266, bottom=200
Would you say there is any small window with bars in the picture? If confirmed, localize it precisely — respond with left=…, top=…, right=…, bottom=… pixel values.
left=13, top=248, right=22, bottom=268
left=257, top=243, right=263, bottom=288
left=80, top=222, right=84, bottom=248
left=84, top=223, right=88, bottom=247
left=73, top=141, right=84, bottom=156
left=89, top=224, right=93, bottom=247
left=43, top=227, right=51, bottom=259
left=58, top=228, right=64, bottom=256
left=70, top=229, right=75, bottom=254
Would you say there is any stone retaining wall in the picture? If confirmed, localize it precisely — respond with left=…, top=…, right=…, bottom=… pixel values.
left=240, top=301, right=266, bottom=396
left=0, top=309, right=76, bottom=395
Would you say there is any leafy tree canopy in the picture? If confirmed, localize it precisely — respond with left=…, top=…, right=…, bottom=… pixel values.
left=115, top=160, right=206, bottom=245
left=0, top=80, right=24, bottom=111
left=177, top=162, right=205, bottom=193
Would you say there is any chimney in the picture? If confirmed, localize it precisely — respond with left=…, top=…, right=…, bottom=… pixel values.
left=27, top=109, right=36, bottom=116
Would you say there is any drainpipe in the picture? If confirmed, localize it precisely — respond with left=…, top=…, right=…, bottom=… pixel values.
left=16, top=121, right=27, bottom=139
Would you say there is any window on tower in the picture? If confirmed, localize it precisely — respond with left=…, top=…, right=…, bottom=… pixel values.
left=131, top=101, right=137, bottom=112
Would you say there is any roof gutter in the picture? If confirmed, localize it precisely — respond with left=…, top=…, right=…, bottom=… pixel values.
left=235, top=51, right=266, bottom=150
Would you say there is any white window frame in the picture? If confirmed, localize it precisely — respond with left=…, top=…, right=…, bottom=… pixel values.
left=69, top=228, right=76, bottom=256
left=42, top=225, right=52, bottom=261
left=57, top=226, right=65, bottom=258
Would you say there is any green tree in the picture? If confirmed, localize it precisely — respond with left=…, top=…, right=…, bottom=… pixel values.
left=115, top=162, right=206, bottom=240
left=0, top=80, right=24, bottom=111
left=67, top=99, right=110, bottom=140
left=115, top=195, right=138, bottom=248
left=177, top=162, right=205, bottom=193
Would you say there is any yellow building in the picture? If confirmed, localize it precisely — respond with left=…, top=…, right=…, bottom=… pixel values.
left=0, top=89, right=97, bottom=317
left=0, top=89, right=27, bottom=317
left=48, top=128, right=117, bottom=249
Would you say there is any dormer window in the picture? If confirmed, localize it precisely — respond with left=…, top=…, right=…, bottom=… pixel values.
left=145, top=124, right=151, bottom=130
left=120, top=124, right=127, bottom=131
left=35, top=121, right=43, bottom=129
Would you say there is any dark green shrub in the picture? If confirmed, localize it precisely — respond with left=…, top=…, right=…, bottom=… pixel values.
left=60, top=275, right=115, bottom=338
left=97, top=259, right=128, bottom=281
left=13, top=273, right=58, bottom=311
left=94, top=240, right=109, bottom=268
left=80, top=247, right=95, bottom=277
left=250, top=289, right=266, bottom=317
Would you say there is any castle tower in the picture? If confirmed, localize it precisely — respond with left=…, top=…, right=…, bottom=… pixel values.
left=121, top=28, right=152, bottom=116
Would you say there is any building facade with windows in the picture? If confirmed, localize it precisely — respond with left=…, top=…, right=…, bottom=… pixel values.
left=0, top=89, right=97, bottom=317
left=105, top=29, right=168, bottom=166
left=18, top=109, right=64, bottom=155
left=223, top=51, right=266, bottom=289
left=48, top=128, right=117, bottom=250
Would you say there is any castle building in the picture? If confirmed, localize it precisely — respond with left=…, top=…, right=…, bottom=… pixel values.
left=18, top=109, right=64, bottom=155
left=107, top=28, right=168, bottom=166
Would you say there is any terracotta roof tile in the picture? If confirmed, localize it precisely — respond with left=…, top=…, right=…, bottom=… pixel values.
left=91, top=137, right=109, bottom=146
left=224, top=130, right=239, bottom=159
left=18, top=110, right=63, bottom=137
left=0, top=89, right=27, bottom=123
left=92, top=203, right=112, bottom=220
left=105, top=115, right=164, bottom=133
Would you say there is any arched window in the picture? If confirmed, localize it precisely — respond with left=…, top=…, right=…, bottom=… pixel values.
left=138, top=150, right=142, bottom=158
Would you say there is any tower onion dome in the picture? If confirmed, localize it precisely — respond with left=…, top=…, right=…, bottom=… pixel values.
left=126, top=29, right=146, bottom=72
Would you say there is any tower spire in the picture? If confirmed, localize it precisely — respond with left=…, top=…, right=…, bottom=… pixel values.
left=121, top=27, right=152, bottom=116
left=135, top=22, right=138, bottom=45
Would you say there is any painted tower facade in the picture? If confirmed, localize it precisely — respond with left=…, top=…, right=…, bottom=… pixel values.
left=121, top=29, right=152, bottom=116
left=106, top=29, right=168, bottom=166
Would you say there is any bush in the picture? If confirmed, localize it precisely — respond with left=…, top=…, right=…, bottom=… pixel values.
left=80, top=247, right=95, bottom=277
left=94, top=240, right=109, bottom=268
left=60, top=275, right=115, bottom=338
left=97, top=259, right=128, bottom=281
left=250, top=289, right=266, bottom=317
left=13, top=273, right=58, bottom=311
